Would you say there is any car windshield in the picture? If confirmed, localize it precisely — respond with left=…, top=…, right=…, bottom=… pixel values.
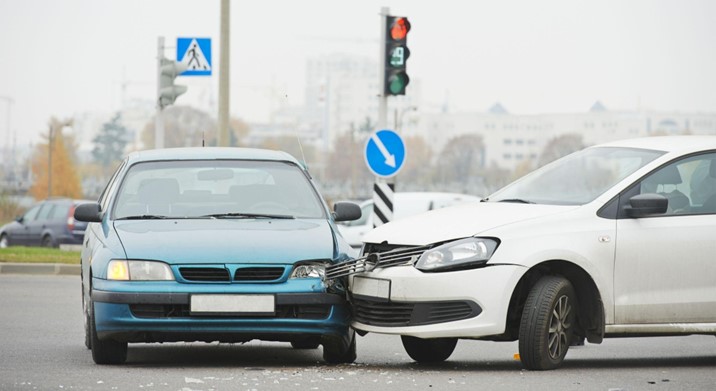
left=112, top=160, right=326, bottom=219
left=488, top=147, right=665, bottom=205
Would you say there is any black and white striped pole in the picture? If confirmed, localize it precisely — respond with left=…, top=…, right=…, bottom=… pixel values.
left=372, top=180, right=395, bottom=227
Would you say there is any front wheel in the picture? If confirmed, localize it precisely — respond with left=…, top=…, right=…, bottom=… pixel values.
left=401, top=336, right=457, bottom=363
left=322, top=330, right=357, bottom=364
left=0, top=234, right=8, bottom=248
left=518, top=276, right=576, bottom=370
left=90, top=301, right=127, bottom=365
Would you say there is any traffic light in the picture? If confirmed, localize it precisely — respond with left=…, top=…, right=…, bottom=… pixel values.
left=158, top=58, right=188, bottom=109
left=384, top=16, right=411, bottom=96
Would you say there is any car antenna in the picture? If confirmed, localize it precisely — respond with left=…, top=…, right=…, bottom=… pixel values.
left=296, top=133, right=308, bottom=171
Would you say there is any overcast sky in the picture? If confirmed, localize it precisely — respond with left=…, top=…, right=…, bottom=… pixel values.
left=1, top=0, right=715, bottom=147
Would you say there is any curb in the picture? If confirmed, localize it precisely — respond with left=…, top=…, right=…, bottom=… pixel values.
left=0, top=263, right=80, bottom=276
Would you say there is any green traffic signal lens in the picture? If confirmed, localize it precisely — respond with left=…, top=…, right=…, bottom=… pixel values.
left=388, top=73, right=409, bottom=94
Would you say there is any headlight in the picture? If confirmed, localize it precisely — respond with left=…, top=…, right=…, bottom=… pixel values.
left=107, top=260, right=175, bottom=281
left=290, top=262, right=327, bottom=279
left=415, top=238, right=499, bottom=272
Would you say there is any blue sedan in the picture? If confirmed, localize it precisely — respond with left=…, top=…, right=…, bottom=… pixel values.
left=74, top=147, right=361, bottom=365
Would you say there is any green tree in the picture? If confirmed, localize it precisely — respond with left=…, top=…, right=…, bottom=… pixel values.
left=92, top=113, right=129, bottom=168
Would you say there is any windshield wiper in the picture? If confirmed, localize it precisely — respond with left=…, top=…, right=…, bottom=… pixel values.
left=202, top=212, right=295, bottom=220
left=497, top=198, right=535, bottom=204
left=117, top=214, right=170, bottom=220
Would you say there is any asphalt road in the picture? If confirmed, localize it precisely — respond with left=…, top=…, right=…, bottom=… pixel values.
left=1, top=274, right=714, bottom=391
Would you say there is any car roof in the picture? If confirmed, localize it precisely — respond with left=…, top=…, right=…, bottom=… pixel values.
left=595, top=135, right=716, bottom=154
left=125, top=147, right=301, bottom=166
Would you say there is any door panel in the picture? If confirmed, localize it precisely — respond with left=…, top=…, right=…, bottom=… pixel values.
left=614, top=153, right=716, bottom=324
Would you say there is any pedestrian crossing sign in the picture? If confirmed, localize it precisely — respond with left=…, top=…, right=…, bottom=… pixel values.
left=177, top=37, right=212, bottom=76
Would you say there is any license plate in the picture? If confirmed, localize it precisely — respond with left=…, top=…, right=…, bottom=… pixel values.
left=352, top=276, right=391, bottom=300
left=190, top=294, right=275, bottom=315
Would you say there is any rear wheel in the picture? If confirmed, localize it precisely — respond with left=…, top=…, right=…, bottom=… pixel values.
left=41, top=235, right=55, bottom=248
left=401, top=336, right=457, bottom=363
left=90, top=301, right=127, bottom=365
left=518, top=276, right=576, bottom=370
left=322, top=330, right=357, bottom=364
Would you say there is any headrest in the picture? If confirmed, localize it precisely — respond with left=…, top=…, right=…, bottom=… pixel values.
left=646, top=164, right=682, bottom=185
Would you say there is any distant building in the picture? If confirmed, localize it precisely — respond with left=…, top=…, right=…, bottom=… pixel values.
left=411, top=102, right=716, bottom=171
left=303, top=54, right=421, bottom=149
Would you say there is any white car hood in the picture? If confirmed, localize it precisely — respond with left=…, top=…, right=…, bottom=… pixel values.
left=362, top=202, right=578, bottom=246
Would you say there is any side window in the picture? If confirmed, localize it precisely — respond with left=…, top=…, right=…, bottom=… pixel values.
left=100, top=160, right=127, bottom=211
left=36, top=204, right=55, bottom=221
left=22, top=205, right=43, bottom=222
left=635, top=153, right=716, bottom=215
left=50, top=204, right=70, bottom=221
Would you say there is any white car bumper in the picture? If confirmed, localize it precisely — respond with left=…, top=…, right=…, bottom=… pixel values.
left=348, top=264, right=527, bottom=339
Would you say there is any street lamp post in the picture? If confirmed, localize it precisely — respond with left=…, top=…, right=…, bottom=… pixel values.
left=47, top=123, right=53, bottom=198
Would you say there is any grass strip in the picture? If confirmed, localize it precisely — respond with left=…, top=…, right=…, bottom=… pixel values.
left=0, top=246, right=81, bottom=264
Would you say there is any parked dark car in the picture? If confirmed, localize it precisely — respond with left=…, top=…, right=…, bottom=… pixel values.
left=0, top=198, right=93, bottom=248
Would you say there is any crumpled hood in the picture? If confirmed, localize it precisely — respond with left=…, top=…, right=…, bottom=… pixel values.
left=363, top=202, right=578, bottom=246
left=113, top=219, right=335, bottom=264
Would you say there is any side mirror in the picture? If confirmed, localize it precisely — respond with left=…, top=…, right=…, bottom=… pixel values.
left=74, top=203, right=103, bottom=223
left=624, top=193, right=668, bottom=218
left=333, top=202, right=362, bottom=222
left=15, top=215, right=23, bottom=223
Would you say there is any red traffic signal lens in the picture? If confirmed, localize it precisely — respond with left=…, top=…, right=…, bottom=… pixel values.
left=390, top=17, right=410, bottom=40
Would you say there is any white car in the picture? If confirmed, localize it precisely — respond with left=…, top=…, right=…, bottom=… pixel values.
left=327, top=136, right=716, bottom=370
left=337, top=192, right=481, bottom=248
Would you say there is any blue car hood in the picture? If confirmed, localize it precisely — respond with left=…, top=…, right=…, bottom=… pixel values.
left=113, top=219, right=336, bottom=264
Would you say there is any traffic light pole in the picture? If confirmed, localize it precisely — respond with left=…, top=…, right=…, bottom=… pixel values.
left=374, top=7, right=394, bottom=228
left=217, top=0, right=230, bottom=147
left=155, top=36, right=165, bottom=149
left=377, top=6, right=389, bottom=130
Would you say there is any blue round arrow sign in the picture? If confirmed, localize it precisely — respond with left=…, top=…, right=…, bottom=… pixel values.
left=364, top=129, right=406, bottom=178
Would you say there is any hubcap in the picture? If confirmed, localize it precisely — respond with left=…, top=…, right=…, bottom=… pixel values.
left=548, top=295, right=572, bottom=360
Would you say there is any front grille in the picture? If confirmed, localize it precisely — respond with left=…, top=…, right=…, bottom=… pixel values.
left=325, top=245, right=431, bottom=279
left=129, top=304, right=330, bottom=320
left=234, top=267, right=285, bottom=281
left=179, top=267, right=230, bottom=282
left=352, top=297, right=481, bottom=327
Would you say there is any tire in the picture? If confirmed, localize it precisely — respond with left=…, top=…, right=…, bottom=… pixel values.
left=90, top=301, right=127, bottom=365
left=0, top=234, right=8, bottom=248
left=82, top=275, right=91, bottom=350
left=401, top=336, right=457, bottom=363
left=291, top=337, right=321, bottom=349
left=322, top=330, right=357, bottom=364
left=518, top=276, right=576, bottom=370
left=41, top=235, right=55, bottom=248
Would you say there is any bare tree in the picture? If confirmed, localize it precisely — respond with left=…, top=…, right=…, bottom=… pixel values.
left=538, top=134, right=585, bottom=167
